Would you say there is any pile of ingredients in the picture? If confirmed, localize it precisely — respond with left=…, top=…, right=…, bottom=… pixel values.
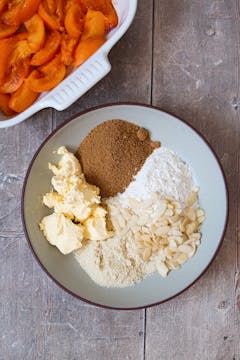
left=40, top=119, right=205, bottom=287
left=0, top=0, right=118, bottom=115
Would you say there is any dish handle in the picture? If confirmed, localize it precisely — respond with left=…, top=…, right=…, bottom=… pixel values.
left=41, top=53, right=112, bottom=111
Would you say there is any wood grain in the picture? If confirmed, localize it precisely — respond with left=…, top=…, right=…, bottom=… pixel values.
left=146, top=1, right=240, bottom=359
left=0, top=0, right=240, bottom=359
left=0, top=2, right=153, bottom=360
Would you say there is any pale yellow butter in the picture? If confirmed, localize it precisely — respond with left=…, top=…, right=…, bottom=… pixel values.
left=40, top=146, right=112, bottom=254
left=40, top=213, right=83, bottom=255
left=84, top=206, right=111, bottom=241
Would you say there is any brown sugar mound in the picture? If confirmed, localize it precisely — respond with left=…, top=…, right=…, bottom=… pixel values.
left=76, top=119, right=160, bottom=198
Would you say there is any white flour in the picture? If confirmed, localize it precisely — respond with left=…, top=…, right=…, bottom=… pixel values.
left=122, top=147, right=193, bottom=206
left=75, top=147, right=197, bottom=287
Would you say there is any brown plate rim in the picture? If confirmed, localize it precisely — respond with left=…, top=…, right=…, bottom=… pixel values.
left=21, top=102, right=229, bottom=310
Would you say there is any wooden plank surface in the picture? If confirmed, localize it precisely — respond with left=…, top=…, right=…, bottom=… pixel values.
left=147, top=1, right=240, bottom=359
left=0, top=1, right=239, bottom=359
left=0, top=2, right=153, bottom=360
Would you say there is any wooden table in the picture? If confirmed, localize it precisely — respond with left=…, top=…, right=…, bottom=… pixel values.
left=0, top=1, right=239, bottom=359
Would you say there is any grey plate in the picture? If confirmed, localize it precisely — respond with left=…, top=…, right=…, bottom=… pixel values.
left=22, top=103, right=228, bottom=309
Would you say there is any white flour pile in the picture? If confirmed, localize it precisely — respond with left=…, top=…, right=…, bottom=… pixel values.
left=75, top=147, right=203, bottom=287
left=123, top=147, right=193, bottom=206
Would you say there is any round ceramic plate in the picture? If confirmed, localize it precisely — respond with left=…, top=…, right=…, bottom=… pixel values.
left=22, top=103, right=228, bottom=309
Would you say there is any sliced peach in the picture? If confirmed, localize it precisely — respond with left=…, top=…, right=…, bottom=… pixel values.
left=39, top=53, right=63, bottom=72
left=0, top=0, right=8, bottom=14
left=9, top=81, right=39, bottom=112
left=0, top=58, right=30, bottom=93
left=25, top=14, right=45, bottom=52
left=74, top=36, right=105, bottom=67
left=0, top=93, right=15, bottom=116
left=31, top=30, right=61, bottom=66
left=61, top=33, right=78, bottom=65
left=0, top=38, right=16, bottom=84
left=38, top=1, right=61, bottom=31
left=2, top=0, right=42, bottom=26
left=64, top=3, right=85, bottom=38
left=27, top=55, right=66, bottom=92
left=103, top=2, right=118, bottom=31
left=45, top=0, right=56, bottom=14
left=0, top=24, right=18, bottom=39
left=66, top=0, right=86, bottom=12
left=14, top=31, right=28, bottom=41
left=56, top=0, right=66, bottom=23
left=10, top=40, right=33, bottom=64
left=84, top=0, right=118, bottom=31
left=82, top=9, right=105, bottom=40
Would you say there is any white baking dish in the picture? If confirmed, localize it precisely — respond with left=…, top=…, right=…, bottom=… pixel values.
left=0, top=0, right=138, bottom=128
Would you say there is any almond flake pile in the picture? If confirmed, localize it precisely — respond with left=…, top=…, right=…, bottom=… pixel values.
left=108, top=190, right=204, bottom=276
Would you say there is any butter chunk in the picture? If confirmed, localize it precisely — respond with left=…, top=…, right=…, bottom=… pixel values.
left=84, top=216, right=112, bottom=241
left=70, top=202, right=92, bottom=222
left=79, top=182, right=100, bottom=201
left=40, top=213, right=83, bottom=254
left=40, top=146, right=113, bottom=255
left=43, top=192, right=63, bottom=208
left=49, top=146, right=82, bottom=177
left=91, top=206, right=107, bottom=218
left=43, top=190, right=91, bottom=222
left=51, top=175, right=71, bottom=195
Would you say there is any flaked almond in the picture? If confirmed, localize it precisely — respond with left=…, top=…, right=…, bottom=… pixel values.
left=157, top=262, right=169, bottom=277
left=187, top=191, right=198, bottom=207
left=155, top=226, right=170, bottom=236
left=185, top=207, right=197, bottom=222
left=165, top=209, right=174, bottom=217
left=186, top=222, right=199, bottom=235
left=142, top=247, right=152, bottom=261
left=175, top=253, right=188, bottom=264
